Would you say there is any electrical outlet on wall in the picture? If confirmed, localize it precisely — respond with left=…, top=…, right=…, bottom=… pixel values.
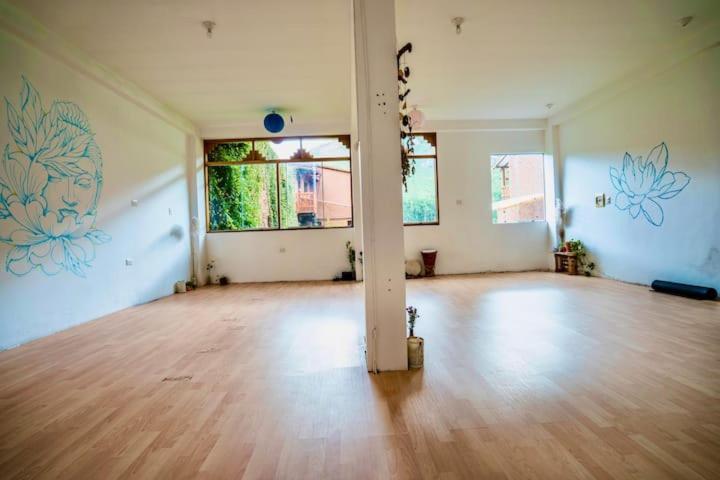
left=279, top=247, right=286, bottom=253
left=594, top=193, right=607, bottom=208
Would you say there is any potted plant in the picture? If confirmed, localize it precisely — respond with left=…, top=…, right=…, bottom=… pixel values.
left=206, top=260, right=217, bottom=284
left=564, top=239, right=596, bottom=276
left=406, top=306, right=424, bottom=369
left=342, top=241, right=356, bottom=281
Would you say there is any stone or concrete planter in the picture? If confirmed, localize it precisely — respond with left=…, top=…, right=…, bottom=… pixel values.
left=407, top=336, right=424, bottom=369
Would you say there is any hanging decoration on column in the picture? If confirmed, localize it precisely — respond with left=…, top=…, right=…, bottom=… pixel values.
left=397, top=42, right=415, bottom=190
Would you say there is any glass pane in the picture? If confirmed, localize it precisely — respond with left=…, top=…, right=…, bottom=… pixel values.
left=254, top=139, right=301, bottom=160
left=207, top=141, right=252, bottom=162
left=402, top=134, right=435, bottom=156
left=403, top=157, right=438, bottom=224
left=207, top=164, right=279, bottom=231
left=301, top=137, right=350, bottom=159
left=279, top=161, right=352, bottom=229
left=490, top=154, right=545, bottom=224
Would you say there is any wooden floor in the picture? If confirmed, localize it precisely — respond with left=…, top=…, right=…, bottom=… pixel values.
left=1, top=272, right=719, bottom=479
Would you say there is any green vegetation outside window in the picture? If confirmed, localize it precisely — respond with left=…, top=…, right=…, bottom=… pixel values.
left=403, top=133, right=439, bottom=225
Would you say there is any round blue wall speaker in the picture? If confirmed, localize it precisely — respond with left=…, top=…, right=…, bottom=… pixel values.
left=263, top=112, right=285, bottom=133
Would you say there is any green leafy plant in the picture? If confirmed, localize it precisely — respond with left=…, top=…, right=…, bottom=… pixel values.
left=406, top=306, right=419, bottom=337
left=207, top=142, right=296, bottom=231
left=345, top=241, right=356, bottom=274
left=561, top=239, right=596, bottom=276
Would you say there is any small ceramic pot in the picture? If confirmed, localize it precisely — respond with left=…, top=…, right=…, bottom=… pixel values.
left=407, top=336, right=424, bottom=369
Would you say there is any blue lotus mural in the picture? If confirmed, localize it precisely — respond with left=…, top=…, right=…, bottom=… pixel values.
left=609, top=142, right=690, bottom=227
left=0, top=77, right=110, bottom=277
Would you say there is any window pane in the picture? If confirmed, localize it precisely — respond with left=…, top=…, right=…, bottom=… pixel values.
left=490, top=154, right=545, bottom=224
left=279, top=161, right=352, bottom=228
left=402, top=134, right=436, bottom=156
left=403, top=157, right=438, bottom=224
left=207, top=141, right=252, bottom=162
left=301, top=137, right=350, bottom=159
left=207, top=164, right=279, bottom=231
left=255, top=139, right=301, bottom=160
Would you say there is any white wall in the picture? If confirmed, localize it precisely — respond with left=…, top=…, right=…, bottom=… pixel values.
left=207, top=127, right=550, bottom=282
left=555, top=45, right=720, bottom=288
left=207, top=228, right=354, bottom=283
left=405, top=129, right=549, bottom=274
left=0, top=24, right=197, bottom=349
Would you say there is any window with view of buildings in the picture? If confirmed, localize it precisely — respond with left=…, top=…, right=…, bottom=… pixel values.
left=490, top=153, right=545, bottom=224
left=403, top=133, right=439, bottom=225
left=205, top=136, right=352, bottom=232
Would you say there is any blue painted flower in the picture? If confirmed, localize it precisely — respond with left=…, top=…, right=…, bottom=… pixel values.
left=609, top=142, right=690, bottom=227
left=0, top=77, right=110, bottom=277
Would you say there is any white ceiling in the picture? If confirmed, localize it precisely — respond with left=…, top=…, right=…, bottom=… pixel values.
left=10, top=0, right=720, bottom=129
left=10, top=0, right=353, bottom=131
left=397, top=0, right=720, bottom=120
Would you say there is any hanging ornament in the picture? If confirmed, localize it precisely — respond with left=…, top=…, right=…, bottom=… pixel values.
left=409, top=107, right=425, bottom=129
left=397, top=42, right=415, bottom=191
left=263, top=111, right=285, bottom=133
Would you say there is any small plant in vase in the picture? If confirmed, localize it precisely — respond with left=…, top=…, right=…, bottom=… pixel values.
left=206, top=260, right=217, bottom=284
left=406, top=306, right=419, bottom=337
left=343, top=241, right=356, bottom=281
left=405, top=306, right=424, bottom=369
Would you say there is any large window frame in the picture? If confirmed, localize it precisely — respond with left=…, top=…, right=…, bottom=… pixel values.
left=404, top=132, right=440, bottom=226
left=204, top=134, right=353, bottom=233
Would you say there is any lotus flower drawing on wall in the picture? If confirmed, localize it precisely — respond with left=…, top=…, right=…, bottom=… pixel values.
left=0, top=77, right=110, bottom=277
left=609, top=142, right=690, bottom=227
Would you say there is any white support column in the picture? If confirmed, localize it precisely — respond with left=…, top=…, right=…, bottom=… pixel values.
left=349, top=3, right=363, bottom=282
left=185, top=132, right=206, bottom=285
left=352, top=0, right=407, bottom=372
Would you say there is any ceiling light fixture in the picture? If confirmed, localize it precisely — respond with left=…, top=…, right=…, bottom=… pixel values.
left=452, top=17, right=465, bottom=35
left=202, top=20, right=216, bottom=38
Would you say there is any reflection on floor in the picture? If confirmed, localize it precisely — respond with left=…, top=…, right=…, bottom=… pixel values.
left=1, top=272, right=719, bottom=479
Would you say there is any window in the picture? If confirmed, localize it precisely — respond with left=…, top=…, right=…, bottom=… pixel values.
left=205, top=136, right=352, bottom=232
left=403, top=133, right=439, bottom=225
left=490, top=153, right=545, bottom=224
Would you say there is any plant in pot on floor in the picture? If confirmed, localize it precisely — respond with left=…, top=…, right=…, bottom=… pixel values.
left=206, top=260, right=229, bottom=285
left=563, top=238, right=596, bottom=276
left=342, top=241, right=356, bottom=281
left=206, top=260, right=216, bottom=284
left=406, top=306, right=424, bottom=369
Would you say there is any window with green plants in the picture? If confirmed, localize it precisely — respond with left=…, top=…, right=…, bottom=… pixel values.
left=402, top=133, right=439, bottom=225
left=205, top=136, right=353, bottom=232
